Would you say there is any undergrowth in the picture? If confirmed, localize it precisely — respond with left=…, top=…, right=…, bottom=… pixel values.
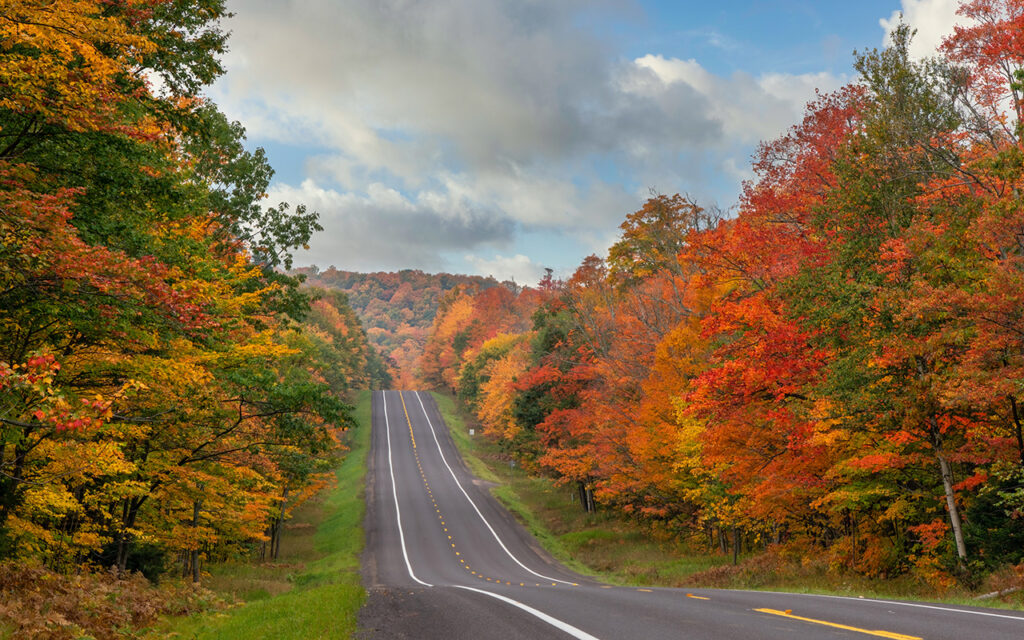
left=158, top=389, right=372, bottom=639
left=0, top=390, right=373, bottom=640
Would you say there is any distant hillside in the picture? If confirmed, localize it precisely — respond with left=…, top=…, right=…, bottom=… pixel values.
left=294, top=267, right=505, bottom=387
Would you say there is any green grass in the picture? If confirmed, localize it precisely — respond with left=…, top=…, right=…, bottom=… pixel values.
left=431, top=392, right=500, bottom=484
left=158, top=391, right=373, bottom=639
left=428, top=391, right=1024, bottom=609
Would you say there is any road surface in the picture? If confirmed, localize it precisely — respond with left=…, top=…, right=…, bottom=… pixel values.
left=358, top=390, right=1024, bottom=639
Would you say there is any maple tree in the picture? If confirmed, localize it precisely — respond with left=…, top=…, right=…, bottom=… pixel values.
left=419, top=1, right=1024, bottom=587
left=0, top=1, right=376, bottom=608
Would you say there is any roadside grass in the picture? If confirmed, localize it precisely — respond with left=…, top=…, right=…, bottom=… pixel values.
left=430, top=391, right=1024, bottom=610
left=432, top=392, right=500, bottom=484
left=156, top=390, right=372, bottom=639
left=429, top=391, right=731, bottom=586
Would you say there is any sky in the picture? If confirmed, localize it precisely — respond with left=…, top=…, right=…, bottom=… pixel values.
left=207, top=0, right=967, bottom=285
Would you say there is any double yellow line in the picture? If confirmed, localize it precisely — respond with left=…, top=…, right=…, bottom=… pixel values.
left=399, top=391, right=416, bottom=449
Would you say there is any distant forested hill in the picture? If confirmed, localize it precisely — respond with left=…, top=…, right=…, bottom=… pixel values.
left=294, top=267, right=505, bottom=386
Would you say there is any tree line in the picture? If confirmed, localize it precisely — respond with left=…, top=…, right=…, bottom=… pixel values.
left=419, top=3, right=1024, bottom=589
left=296, top=267, right=505, bottom=388
left=0, top=0, right=382, bottom=587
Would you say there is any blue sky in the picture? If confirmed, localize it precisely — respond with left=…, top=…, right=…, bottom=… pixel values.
left=210, top=0, right=964, bottom=284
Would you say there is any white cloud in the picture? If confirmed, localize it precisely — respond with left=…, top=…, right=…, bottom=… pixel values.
left=436, top=168, right=637, bottom=229
left=268, top=179, right=515, bottom=272
left=880, top=0, right=965, bottom=59
left=209, top=1, right=857, bottom=276
left=629, top=55, right=845, bottom=144
left=465, top=254, right=546, bottom=286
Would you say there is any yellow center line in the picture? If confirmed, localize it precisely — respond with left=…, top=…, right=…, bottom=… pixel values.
left=399, top=391, right=416, bottom=448
left=637, top=588, right=653, bottom=593
left=402, top=392, right=565, bottom=592
left=754, top=609, right=921, bottom=640
left=687, top=594, right=710, bottom=600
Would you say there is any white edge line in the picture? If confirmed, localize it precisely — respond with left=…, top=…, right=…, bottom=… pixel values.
left=727, top=589, right=1024, bottom=622
left=453, top=586, right=601, bottom=640
left=383, top=391, right=432, bottom=587
left=412, top=391, right=574, bottom=586
left=807, top=593, right=1024, bottom=622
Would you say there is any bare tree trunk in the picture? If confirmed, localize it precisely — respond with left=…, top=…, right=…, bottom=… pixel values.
left=191, top=497, right=202, bottom=583
left=934, top=443, right=968, bottom=563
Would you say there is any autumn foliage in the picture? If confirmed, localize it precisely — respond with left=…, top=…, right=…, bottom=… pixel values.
left=420, top=4, right=1024, bottom=588
left=297, top=267, right=504, bottom=387
left=0, top=2, right=377, bottom=634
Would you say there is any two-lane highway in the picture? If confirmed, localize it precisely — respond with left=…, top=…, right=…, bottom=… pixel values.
left=358, top=390, right=1024, bottom=639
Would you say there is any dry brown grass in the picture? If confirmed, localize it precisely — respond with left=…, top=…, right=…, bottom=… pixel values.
left=0, top=562, right=221, bottom=640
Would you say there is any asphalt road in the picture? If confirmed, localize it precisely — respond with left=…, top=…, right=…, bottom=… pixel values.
left=358, top=390, right=1024, bottom=639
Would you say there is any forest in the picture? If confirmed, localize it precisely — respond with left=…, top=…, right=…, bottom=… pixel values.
left=4, top=0, right=1024, bottom=635
left=419, top=5, right=1024, bottom=590
left=0, top=1, right=382, bottom=635
left=296, top=267, right=504, bottom=388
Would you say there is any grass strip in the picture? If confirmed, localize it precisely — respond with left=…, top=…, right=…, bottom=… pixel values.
left=160, top=390, right=372, bottom=639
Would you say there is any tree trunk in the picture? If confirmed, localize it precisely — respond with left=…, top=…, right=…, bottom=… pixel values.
left=851, top=514, right=858, bottom=566
left=116, top=496, right=145, bottom=576
left=272, top=487, right=289, bottom=560
left=191, top=497, right=202, bottom=582
left=732, top=527, right=740, bottom=565
left=935, top=445, right=968, bottom=563
left=0, top=439, right=31, bottom=530
left=916, top=358, right=968, bottom=565
left=189, top=487, right=204, bottom=581
left=577, top=481, right=596, bottom=513
left=1010, top=395, right=1024, bottom=466
left=928, top=415, right=967, bottom=563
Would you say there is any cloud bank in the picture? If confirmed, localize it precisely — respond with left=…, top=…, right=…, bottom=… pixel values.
left=212, top=0, right=853, bottom=274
